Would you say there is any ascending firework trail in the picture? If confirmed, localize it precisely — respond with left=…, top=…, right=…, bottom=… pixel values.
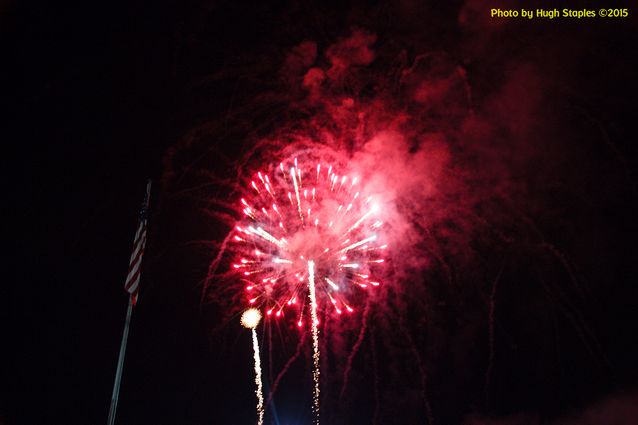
left=241, top=308, right=264, bottom=425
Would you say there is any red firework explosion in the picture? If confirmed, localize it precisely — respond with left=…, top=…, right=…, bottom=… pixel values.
left=232, top=155, right=387, bottom=326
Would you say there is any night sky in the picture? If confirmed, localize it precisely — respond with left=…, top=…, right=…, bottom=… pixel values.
left=4, top=1, right=638, bottom=425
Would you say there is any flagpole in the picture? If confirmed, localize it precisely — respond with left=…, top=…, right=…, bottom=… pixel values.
left=107, top=295, right=134, bottom=425
left=107, top=180, right=151, bottom=425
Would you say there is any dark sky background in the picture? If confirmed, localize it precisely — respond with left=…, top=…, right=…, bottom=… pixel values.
left=4, top=1, right=638, bottom=425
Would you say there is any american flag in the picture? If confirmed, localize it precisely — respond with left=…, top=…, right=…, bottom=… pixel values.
left=124, top=180, right=151, bottom=304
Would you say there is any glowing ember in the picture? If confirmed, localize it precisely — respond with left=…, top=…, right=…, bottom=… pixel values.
left=241, top=308, right=262, bottom=329
left=232, top=157, right=387, bottom=323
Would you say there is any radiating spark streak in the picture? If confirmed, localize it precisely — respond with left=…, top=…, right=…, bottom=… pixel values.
left=345, top=206, right=378, bottom=234
left=273, top=258, right=293, bottom=264
left=248, top=226, right=286, bottom=248
left=341, top=235, right=377, bottom=253
left=325, top=278, right=339, bottom=290
left=363, top=244, right=387, bottom=252
left=291, top=167, right=304, bottom=224
left=307, top=261, right=320, bottom=425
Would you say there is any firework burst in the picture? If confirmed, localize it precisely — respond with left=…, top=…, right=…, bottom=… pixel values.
left=232, top=156, right=387, bottom=326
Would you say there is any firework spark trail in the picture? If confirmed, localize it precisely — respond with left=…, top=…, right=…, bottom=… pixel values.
left=241, top=309, right=264, bottom=425
left=512, top=213, right=608, bottom=367
left=340, top=299, right=370, bottom=398
left=202, top=232, right=234, bottom=301
left=539, top=272, right=611, bottom=372
left=266, top=330, right=308, bottom=406
left=397, top=304, right=433, bottom=425
left=540, top=241, right=586, bottom=300
left=484, top=264, right=504, bottom=408
left=308, top=260, right=321, bottom=425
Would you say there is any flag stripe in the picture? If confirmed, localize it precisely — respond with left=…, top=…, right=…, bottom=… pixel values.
left=125, top=231, right=145, bottom=292
left=125, top=265, right=142, bottom=293
left=127, top=235, right=146, bottom=275
left=126, top=240, right=144, bottom=279
left=125, top=252, right=143, bottom=291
